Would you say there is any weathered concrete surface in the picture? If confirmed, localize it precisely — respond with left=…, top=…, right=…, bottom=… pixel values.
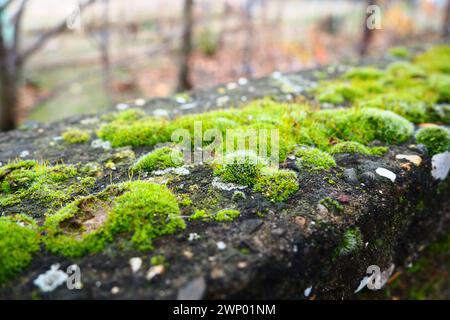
left=0, top=57, right=449, bottom=299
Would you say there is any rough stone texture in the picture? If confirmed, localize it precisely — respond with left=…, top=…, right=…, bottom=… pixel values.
left=0, top=59, right=449, bottom=300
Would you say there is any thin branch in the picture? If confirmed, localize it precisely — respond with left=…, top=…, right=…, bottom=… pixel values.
left=16, top=0, right=97, bottom=66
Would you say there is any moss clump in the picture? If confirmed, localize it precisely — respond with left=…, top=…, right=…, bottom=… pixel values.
left=317, top=84, right=361, bottom=105
left=295, top=147, right=336, bottom=171
left=62, top=129, right=90, bottom=144
left=97, top=118, right=170, bottom=148
left=317, top=108, right=414, bottom=144
left=189, top=209, right=210, bottom=222
left=428, top=74, right=450, bottom=103
left=150, top=254, right=167, bottom=266
left=0, top=161, right=92, bottom=210
left=254, top=168, right=299, bottom=202
left=131, top=147, right=184, bottom=173
left=329, top=141, right=387, bottom=156
left=0, top=216, right=40, bottom=285
left=415, top=126, right=450, bottom=155
left=320, top=197, right=344, bottom=213
left=344, top=67, right=385, bottom=80
left=334, top=228, right=363, bottom=257
left=214, top=151, right=265, bottom=186
left=388, top=46, right=410, bottom=59
left=43, top=181, right=185, bottom=256
left=214, top=209, right=240, bottom=222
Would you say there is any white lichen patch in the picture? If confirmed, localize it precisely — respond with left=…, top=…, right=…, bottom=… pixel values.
left=216, top=241, right=227, bottom=251
left=153, top=166, right=190, bottom=176
left=188, top=233, right=201, bottom=241
left=431, top=151, right=450, bottom=180
left=91, top=139, right=111, bottom=150
left=211, top=177, right=247, bottom=191
left=375, top=168, right=396, bottom=182
left=304, top=286, right=312, bottom=297
left=33, top=264, right=68, bottom=293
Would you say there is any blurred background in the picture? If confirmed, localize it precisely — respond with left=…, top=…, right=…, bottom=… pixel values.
left=0, top=0, right=449, bottom=127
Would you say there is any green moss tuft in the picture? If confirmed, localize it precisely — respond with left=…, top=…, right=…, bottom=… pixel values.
left=388, top=46, right=411, bottom=59
left=62, top=129, right=91, bottom=144
left=320, top=197, right=344, bottom=213
left=415, top=126, right=450, bottom=155
left=214, top=151, right=265, bottom=186
left=329, top=141, right=387, bottom=156
left=317, top=83, right=362, bottom=105
left=214, top=209, right=240, bottom=222
left=344, top=67, right=385, bottom=80
left=43, top=181, right=185, bottom=256
left=254, top=168, right=299, bottom=202
left=189, top=209, right=211, bottom=222
left=295, top=147, right=336, bottom=171
left=131, top=147, right=184, bottom=173
left=0, top=216, right=40, bottom=285
left=334, top=228, right=363, bottom=257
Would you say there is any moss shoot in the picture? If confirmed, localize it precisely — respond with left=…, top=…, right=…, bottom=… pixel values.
left=0, top=216, right=40, bottom=285
left=415, top=126, right=450, bottom=156
left=334, top=228, right=363, bottom=257
left=254, top=168, right=299, bottom=202
left=214, top=209, right=240, bottom=222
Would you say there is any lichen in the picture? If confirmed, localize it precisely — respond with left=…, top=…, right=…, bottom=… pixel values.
left=0, top=215, right=40, bottom=285
left=415, top=126, right=450, bottom=156
left=254, top=168, right=299, bottom=202
left=295, top=147, right=336, bottom=171
left=131, top=147, right=184, bottom=173
left=62, top=129, right=91, bottom=144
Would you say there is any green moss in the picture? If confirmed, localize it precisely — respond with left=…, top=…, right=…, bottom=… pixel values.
left=334, top=228, right=363, bottom=257
left=254, top=168, right=299, bottom=202
left=344, top=67, right=385, bottom=80
left=415, top=45, right=450, bottom=74
left=388, top=46, right=411, bottom=59
left=0, top=215, right=40, bottom=285
left=214, top=209, right=240, bottom=222
left=317, top=83, right=362, bottom=104
left=232, top=190, right=246, bottom=201
left=415, top=126, right=450, bottom=155
left=178, top=194, right=192, bottom=207
left=150, top=254, right=167, bottom=266
left=386, top=61, right=426, bottom=79
left=428, top=73, right=450, bottom=103
left=43, top=181, right=185, bottom=256
left=320, top=197, right=344, bottom=213
left=0, top=161, right=93, bottom=210
left=214, top=151, right=265, bottom=186
left=295, top=147, right=336, bottom=171
left=316, top=108, right=414, bottom=144
left=189, top=209, right=211, bottom=222
left=131, top=147, right=184, bottom=173
left=62, top=129, right=90, bottom=144
left=329, top=141, right=387, bottom=156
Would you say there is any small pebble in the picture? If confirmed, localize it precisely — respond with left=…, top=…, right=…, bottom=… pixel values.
left=129, top=257, right=142, bottom=273
left=216, top=241, right=227, bottom=250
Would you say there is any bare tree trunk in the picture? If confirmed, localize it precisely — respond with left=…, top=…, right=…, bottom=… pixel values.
left=0, top=6, right=18, bottom=131
left=443, top=0, right=450, bottom=37
left=99, top=0, right=114, bottom=104
left=177, top=0, right=194, bottom=92
left=359, top=0, right=378, bottom=57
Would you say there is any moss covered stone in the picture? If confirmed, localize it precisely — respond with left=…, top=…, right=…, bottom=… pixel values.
left=131, top=147, right=184, bottom=173
left=415, top=126, right=450, bottom=156
left=254, top=168, right=299, bottom=202
left=0, top=216, right=40, bottom=285
left=62, top=129, right=91, bottom=144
